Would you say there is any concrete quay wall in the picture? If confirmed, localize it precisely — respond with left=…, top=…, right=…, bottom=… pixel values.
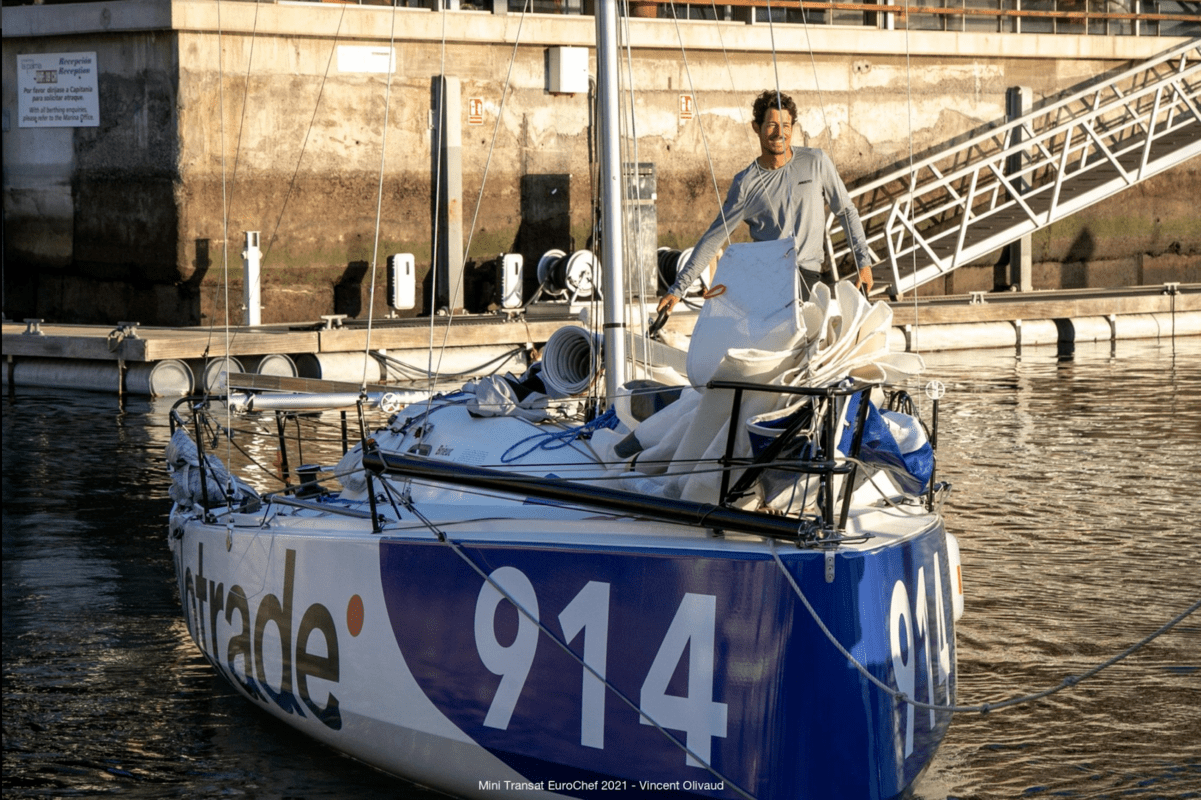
left=3, top=1, right=1199, bottom=326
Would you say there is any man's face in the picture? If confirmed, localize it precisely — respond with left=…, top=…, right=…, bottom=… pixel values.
left=754, top=106, right=794, bottom=159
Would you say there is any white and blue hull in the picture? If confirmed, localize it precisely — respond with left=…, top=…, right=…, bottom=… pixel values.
left=172, top=495, right=958, bottom=799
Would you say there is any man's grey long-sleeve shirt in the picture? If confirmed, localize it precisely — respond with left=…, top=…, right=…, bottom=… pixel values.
left=669, top=146, right=872, bottom=297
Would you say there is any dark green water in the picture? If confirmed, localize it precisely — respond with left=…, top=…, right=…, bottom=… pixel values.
left=4, top=337, right=1199, bottom=799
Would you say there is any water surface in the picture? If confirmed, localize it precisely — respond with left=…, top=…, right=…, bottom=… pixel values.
left=3, top=337, right=1199, bottom=798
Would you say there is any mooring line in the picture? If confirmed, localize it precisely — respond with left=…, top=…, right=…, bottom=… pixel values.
left=770, top=540, right=1201, bottom=714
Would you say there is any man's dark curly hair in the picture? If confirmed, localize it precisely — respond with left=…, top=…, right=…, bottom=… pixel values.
left=751, top=90, right=798, bottom=128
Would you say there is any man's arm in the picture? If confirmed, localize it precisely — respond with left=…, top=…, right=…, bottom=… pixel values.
left=659, top=173, right=749, bottom=313
left=820, top=152, right=874, bottom=292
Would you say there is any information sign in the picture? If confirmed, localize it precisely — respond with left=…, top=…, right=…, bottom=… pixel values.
left=17, top=52, right=99, bottom=128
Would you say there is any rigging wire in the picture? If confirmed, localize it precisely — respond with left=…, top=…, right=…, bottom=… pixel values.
left=201, top=1, right=264, bottom=382
left=435, top=0, right=532, bottom=372
left=387, top=490, right=758, bottom=800
left=707, top=0, right=758, bottom=150
left=214, top=0, right=237, bottom=518
left=227, top=0, right=261, bottom=226
left=903, top=3, right=923, bottom=343
left=260, top=5, right=349, bottom=272
left=361, top=0, right=402, bottom=395
left=790, top=0, right=833, bottom=149
left=791, top=0, right=867, bottom=282
left=414, top=1, right=530, bottom=457
left=618, top=0, right=652, bottom=382
left=411, top=6, right=454, bottom=468
left=666, top=2, right=737, bottom=259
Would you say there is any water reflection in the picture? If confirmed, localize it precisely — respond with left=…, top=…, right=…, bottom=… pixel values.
left=3, top=338, right=1199, bottom=799
left=915, top=339, right=1201, bottom=799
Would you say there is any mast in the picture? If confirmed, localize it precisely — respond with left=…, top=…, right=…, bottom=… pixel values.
left=595, top=1, right=628, bottom=398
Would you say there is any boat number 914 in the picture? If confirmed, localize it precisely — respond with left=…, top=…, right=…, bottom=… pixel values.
left=475, top=567, right=728, bottom=767
left=889, top=562, right=953, bottom=759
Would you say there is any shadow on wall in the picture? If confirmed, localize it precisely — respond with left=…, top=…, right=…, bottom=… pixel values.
left=1061, top=228, right=1096, bottom=288
left=421, top=173, right=574, bottom=315
left=335, top=260, right=370, bottom=318
left=180, top=238, right=213, bottom=324
left=512, top=173, right=573, bottom=302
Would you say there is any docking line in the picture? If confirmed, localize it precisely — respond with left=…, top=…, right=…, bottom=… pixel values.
left=770, top=540, right=1201, bottom=715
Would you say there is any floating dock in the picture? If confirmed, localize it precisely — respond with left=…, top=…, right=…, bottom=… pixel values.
left=3, top=284, right=1198, bottom=396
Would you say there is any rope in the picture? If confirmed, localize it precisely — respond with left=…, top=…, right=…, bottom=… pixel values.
left=501, top=407, right=619, bottom=464
left=769, top=540, right=1201, bottom=715
left=391, top=492, right=757, bottom=800
left=372, top=347, right=525, bottom=381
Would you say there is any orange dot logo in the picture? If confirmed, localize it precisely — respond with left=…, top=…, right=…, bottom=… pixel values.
left=347, top=594, right=364, bottom=637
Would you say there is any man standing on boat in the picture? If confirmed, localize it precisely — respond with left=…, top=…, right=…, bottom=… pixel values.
left=658, top=90, right=873, bottom=315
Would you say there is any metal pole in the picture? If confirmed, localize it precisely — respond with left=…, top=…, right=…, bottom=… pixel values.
left=1005, top=88, right=1032, bottom=292
left=435, top=76, right=465, bottom=313
left=363, top=450, right=814, bottom=541
left=595, top=2, right=628, bottom=399
left=242, top=231, right=261, bottom=326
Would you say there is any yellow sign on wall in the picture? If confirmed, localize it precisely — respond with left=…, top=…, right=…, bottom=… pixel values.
left=679, top=95, right=694, bottom=122
left=468, top=98, right=485, bottom=126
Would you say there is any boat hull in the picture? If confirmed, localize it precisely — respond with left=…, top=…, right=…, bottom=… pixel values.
left=171, top=512, right=955, bottom=799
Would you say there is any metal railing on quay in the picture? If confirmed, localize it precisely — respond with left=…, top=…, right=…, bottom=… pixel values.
left=305, top=0, right=1199, bottom=39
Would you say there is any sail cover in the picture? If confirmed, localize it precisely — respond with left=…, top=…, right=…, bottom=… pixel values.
left=595, top=241, right=926, bottom=507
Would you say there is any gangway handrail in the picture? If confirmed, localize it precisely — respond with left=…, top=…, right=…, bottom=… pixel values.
left=845, top=39, right=1199, bottom=201
left=825, top=39, right=1201, bottom=296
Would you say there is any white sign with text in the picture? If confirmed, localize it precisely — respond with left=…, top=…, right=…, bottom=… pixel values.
left=18, top=52, right=100, bottom=128
left=337, top=46, right=397, bottom=74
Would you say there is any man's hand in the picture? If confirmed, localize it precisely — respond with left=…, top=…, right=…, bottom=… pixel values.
left=856, top=266, right=874, bottom=293
left=657, top=294, right=680, bottom=315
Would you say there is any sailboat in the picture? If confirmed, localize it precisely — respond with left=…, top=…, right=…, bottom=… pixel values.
left=166, top=4, right=963, bottom=798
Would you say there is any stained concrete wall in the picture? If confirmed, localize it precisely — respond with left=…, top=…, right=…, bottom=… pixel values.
left=3, top=0, right=1198, bottom=325
left=2, top=2, right=185, bottom=323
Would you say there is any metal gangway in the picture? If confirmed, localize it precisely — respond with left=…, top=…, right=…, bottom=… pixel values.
left=829, top=39, right=1201, bottom=298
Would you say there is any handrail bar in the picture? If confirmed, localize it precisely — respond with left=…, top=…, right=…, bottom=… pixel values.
left=848, top=40, right=1200, bottom=201
left=823, top=39, right=1201, bottom=292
